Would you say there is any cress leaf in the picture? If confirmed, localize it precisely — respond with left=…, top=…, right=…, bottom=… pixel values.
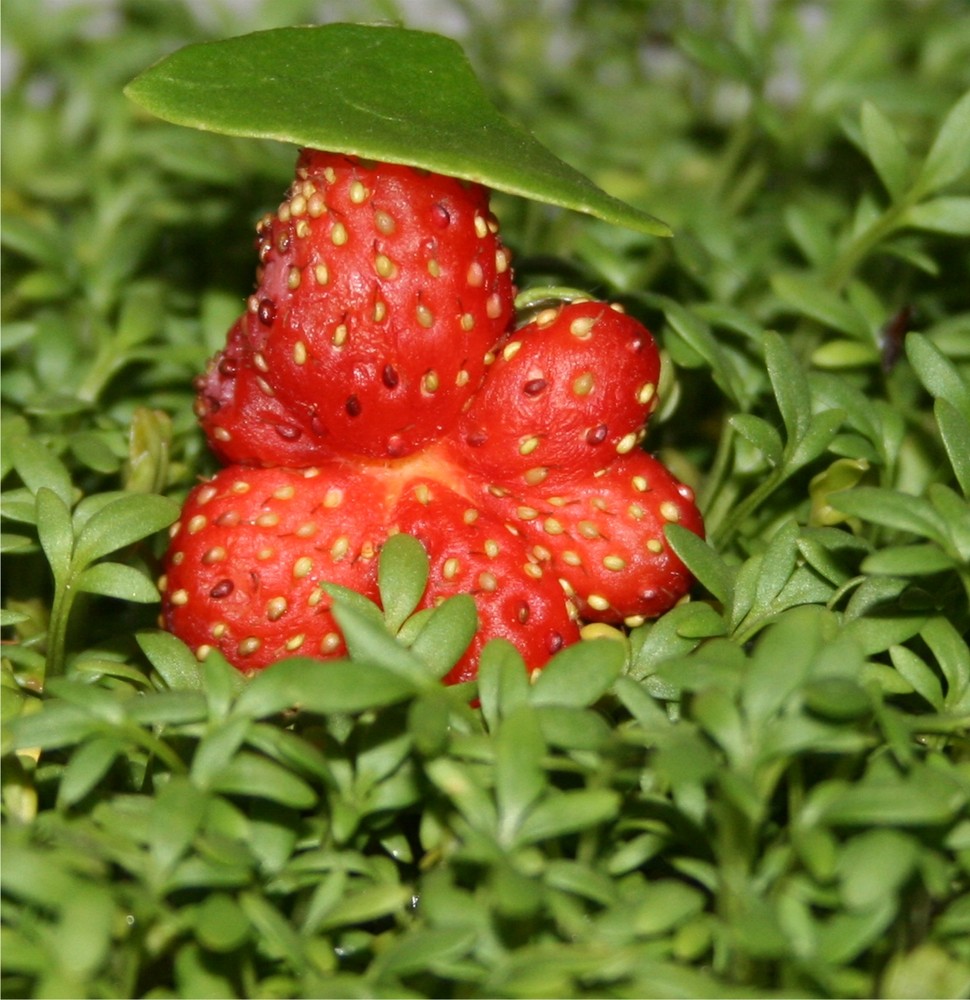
left=124, top=23, right=670, bottom=237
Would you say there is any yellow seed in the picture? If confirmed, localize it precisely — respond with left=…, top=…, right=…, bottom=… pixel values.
left=474, top=215, right=489, bottom=238
left=518, top=436, right=540, bottom=456
left=461, top=313, right=475, bottom=331
left=213, top=427, right=231, bottom=442
left=486, top=294, right=503, bottom=319
left=463, top=508, right=479, bottom=524
left=374, top=210, right=395, bottom=233
left=581, top=622, right=627, bottom=643
left=256, top=512, right=279, bottom=528
left=323, top=488, right=343, bottom=508
left=524, top=562, right=543, bottom=580
left=443, top=557, right=461, bottom=580
left=646, top=538, right=664, bottom=554
left=502, top=340, right=522, bottom=362
left=211, top=622, right=227, bottom=638
left=632, top=475, right=648, bottom=492
left=624, top=615, right=646, bottom=628
left=558, top=577, right=576, bottom=597
left=603, top=554, right=628, bottom=571
left=287, top=266, right=302, bottom=289
left=307, top=587, right=324, bottom=607
left=293, top=340, right=308, bottom=365
left=332, top=324, right=348, bottom=347
left=273, top=485, right=295, bottom=500
left=484, top=539, right=500, bottom=558
left=467, top=262, right=484, bottom=287
left=578, top=520, right=600, bottom=539
left=616, top=431, right=639, bottom=454
left=572, top=372, right=595, bottom=396
left=427, top=259, right=441, bottom=278
left=524, top=466, right=549, bottom=486
left=170, top=589, right=189, bottom=606
left=331, top=536, right=350, bottom=561
left=238, top=637, right=262, bottom=657
left=416, top=303, right=434, bottom=328
left=415, top=483, right=432, bottom=505
left=628, top=503, right=645, bottom=520
left=374, top=300, right=387, bottom=322
left=375, top=254, right=396, bottom=279
left=171, top=552, right=184, bottom=565
left=562, top=550, right=582, bottom=567
left=543, top=517, right=564, bottom=535
left=307, top=193, right=326, bottom=217
left=289, top=194, right=307, bottom=217
left=478, top=571, right=498, bottom=592
left=196, top=485, right=218, bottom=505
left=202, top=546, right=226, bottom=564
left=258, top=547, right=275, bottom=561
left=323, top=166, right=337, bottom=183
left=321, top=632, right=342, bottom=654
left=422, top=371, right=439, bottom=393
left=546, top=495, right=567, bottom=507
left=587, top=594, right=611, bottom=612
left=256, top=377, right=274, bottom=397
left=660, top=501, right=681, bottom=522
left=349, top=180, right=369, bottom=203
left=296, top=521, right=317, bottom=538
left=196, top=645, right=212, bottom=661
left=331, top=222, right=348, bottom=245
left=187, top=515, right=207, bottom=534
left=232, top=480, right=250, bottom=494
left=532, top=544, right=552, bottom=561
left=266, top=597, right=288, bottom=621
left=570, top=316, right=596, bottom=339
left=637, top=382, right=656, bottom=406
left=455, top=369, right=470, bottom=387
left=516, top=506, right=539, bottom=521
left=314, top=263, right=330, bottom=286
left=487, top=484, right=508, bottom=498
left=285, top=633, right=306, bottom=651
left=535, top=307, right=560, bottom=328
left=495, top=248, right=509, bottom=273
left=293, top=557, right=313, bottom=578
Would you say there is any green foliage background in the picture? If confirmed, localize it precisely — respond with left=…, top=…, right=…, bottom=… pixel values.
left=2, top=1, right=969, bottom=997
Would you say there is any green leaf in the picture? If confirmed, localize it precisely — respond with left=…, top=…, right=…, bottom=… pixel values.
left=729, top=413, right=784, bottom=466
left=208, top=751, right=317, bottom=809
left=409, top=594, right=478, bottom=679
left=137, top=630, right=205, bottom=691
left=936, top=400, right=970, bottom=496
left=764, top=331, right=812, bottom=444
left=495, top=705, right=547, bottom=844
left=55, top=735, right=121, bottom=809
left=378, top=533, right=429, bottom=633
left=906, top=333, right=970, bottom=421
left=516, top=789, right=620, bottom=844
left=72, top=492, right=178, bottom=568
left=530, top=638, right=624, bottom=707
left=861, top=101, right=911, bottom=200
left=74, top=562, right=161, bottom=602
left=915, top=88, right=970, bottom=195
left=770, top=274, right=869, bottom=339
left=124, top=24, right=670, bottom=237
left=9, top=438, right=73, bottom=508
left=35, top=487, right=73, bottom=582
left=832, top=487, right=948, bottom=544
left=664, top=524, right=734, bottom=606
left=902, top=197, right=970, bottom=235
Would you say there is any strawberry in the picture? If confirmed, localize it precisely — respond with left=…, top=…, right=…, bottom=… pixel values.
left=227, top=149, right=516, bottom=460
left=194, top=316, right=330, bottom=467
left=391, top=477, right=580, bottom=684
left=475, top=450, right=704, bottom=623
left=455, top=299, right=661, bottom=489
left=161, top=462, right=388, bottom=670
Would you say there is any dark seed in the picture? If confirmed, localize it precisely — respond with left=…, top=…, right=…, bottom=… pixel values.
left=548, top=631, right=564, bottom=654
left=382, top=364, right=399, bottom=389
left=523, top=378, right=548, bottom=396
left=517, top=601, right=530, bottom=624
left=586, top=423, right=608, bottom=446
left=210, top=579, right=234, bottom=599
left=218, top=358, right=238, bottom=377
left=431, top=203, right=451, bottom=228
left=346, top=395, right=362, bottom=417
left=465, top=431, right=487, bottom=448
left=257, top=298, right=276, bottom=326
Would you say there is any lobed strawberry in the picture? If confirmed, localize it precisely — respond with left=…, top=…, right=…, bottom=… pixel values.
left=223, top=149, right=516, bottom=460
left=164, top=146, right=706, bottom=683
left=455, top=299, right=662, bottom=489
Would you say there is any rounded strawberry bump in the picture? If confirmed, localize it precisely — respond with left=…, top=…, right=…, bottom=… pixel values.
left=166, top=147, right=705, bottom=681
left=455, top=299, right=662, bottom=489
left=242, top=150, right=516, bottom=460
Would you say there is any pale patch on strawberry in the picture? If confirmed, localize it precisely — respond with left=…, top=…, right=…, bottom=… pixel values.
left=456, top=300, right=662, bottom=488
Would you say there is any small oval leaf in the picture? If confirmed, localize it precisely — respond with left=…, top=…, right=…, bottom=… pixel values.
left=124, top=24, right=670, bottom=237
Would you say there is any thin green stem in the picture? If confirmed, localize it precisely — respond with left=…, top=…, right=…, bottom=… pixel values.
left=44, top=575, right=75, bottom=682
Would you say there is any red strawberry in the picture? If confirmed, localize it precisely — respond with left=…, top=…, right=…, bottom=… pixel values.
left=161, top=462, right=388, bottom=670
left=391, top=477, right=581, bottom=684
left=455, top=299, right=661, bottom=489
left=232, top=149, right=515, bottom=460
left=194, top=316, right=331, bottom=467
left=474, top=450, right=704, bottom=623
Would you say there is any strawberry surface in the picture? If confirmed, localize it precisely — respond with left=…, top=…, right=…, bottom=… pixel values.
left=237, top=150, right=515, bottom=459
left=456, top=299, right=662, bottom=488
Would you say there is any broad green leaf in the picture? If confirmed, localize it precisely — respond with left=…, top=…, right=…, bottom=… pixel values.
left=378, top=533, right=429, bottom=633
left=124, top=24, right=670, bottom=237
left=729, top=413, right=784, bottom=466
left=832, top=487, right=948, bottom=544
left=906, top=333, right=970, bottom=420
left=770, top=274, right=869, bottom=339
left=208, top=750, right=317, bottom=808
left=35, top=487, right=73, bottom=582
left=409, top=594, right=478, bottom=679
left=137, top=630, right=205, bottom=691
left=764, top=331, right=812, bottom=444
left=72, top=492, right=178, bottom=568
left=861, top=101, right=911, bottom=200
left=476, top=638, right=529, bottom=732
left=495, top=705, right=547, bottom=843
left=936, top=400, right=970, bottom=496
left=10, top=438, right=73, bottom=508
left=664, top=524, right=735, bottom=606
left=915, top=89, right=970, bottom=196
left=74, top=561, right=161, bottom=602
left=516, top=789, right=620, bottom=844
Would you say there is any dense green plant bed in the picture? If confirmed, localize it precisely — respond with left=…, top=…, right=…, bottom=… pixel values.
left=2, top=2, right=969, bottom=997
